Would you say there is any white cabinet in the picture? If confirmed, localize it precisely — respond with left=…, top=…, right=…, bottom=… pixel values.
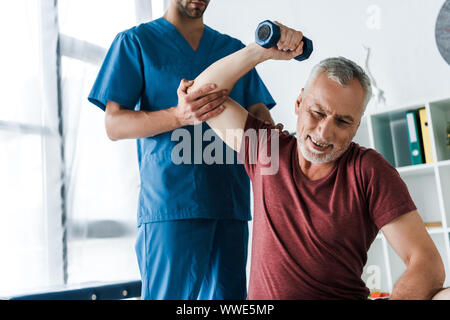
left=357, top=98, right=450, bottom=293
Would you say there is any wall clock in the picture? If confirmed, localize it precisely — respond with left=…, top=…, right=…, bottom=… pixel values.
left=436, top=0, right=450, bottom=65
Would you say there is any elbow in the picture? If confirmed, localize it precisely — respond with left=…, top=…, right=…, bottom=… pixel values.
left=107, top=132, right=119, bottom=142
left=425, top=253, right=446, bottom=290
left=106, top=127, right=119, bottom=141
left=104, top=114, right=120, bottom=141
left=104, top=101, right=126, bottom=141
left=408, top=251, right=446, bottom=290
left=431, top=250, right=446, bottom=286
left=436, top=259, right=446, bottom=287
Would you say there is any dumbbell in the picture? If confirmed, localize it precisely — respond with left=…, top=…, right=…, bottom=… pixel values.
left=255, top=20, right=313, bottom=61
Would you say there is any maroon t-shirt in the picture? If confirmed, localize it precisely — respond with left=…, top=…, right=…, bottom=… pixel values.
left=241, top=113, right=416, bottom=300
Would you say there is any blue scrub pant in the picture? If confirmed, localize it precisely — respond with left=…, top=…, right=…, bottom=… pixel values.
left=135, top=219, right=249, bottom=300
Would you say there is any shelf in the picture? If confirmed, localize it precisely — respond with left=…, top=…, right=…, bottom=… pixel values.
left=437, top=166, right=450, bottom=224
left=376, top=225, right=447, bottom=240
left=437, top=159, right=450, bottom=168
left=368, top=103, right=426, bottom=118
left=429, top=99, right=450, bottom=162
left=394, top=160, right=450, bottom=177
left=370, top=110, right=411, bottom=167
left=396, top=162, right=434, bottom=177
left=402, top=173, right=441, bottom=223
left=426, top=227, right=446, bottom=234
left=364, top=97, right=450, bottom=293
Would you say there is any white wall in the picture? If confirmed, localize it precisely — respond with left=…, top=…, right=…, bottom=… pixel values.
left=205, top=0, right=450, bottom=132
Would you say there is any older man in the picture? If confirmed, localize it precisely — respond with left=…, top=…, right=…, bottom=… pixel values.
left=185, top=22, right=450, bottom=299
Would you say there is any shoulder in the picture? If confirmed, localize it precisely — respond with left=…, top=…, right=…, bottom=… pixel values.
left=345, top=143, right=399, bottom=183
left=116, top=19, right=161, bottom=42
left=205, top=25, right=245, bottom=50
left=358, top=145, right=392, bottom=169
left=110, top=21, right=164, bottom=55
left=342, top=143, right=386, bottom=166
left=111, top=26, right=140, bottom=46
left=118, top=24, right=142, bottom=38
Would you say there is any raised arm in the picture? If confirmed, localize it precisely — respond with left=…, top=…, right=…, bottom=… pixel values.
left=186, top=22, right=305, bottom=151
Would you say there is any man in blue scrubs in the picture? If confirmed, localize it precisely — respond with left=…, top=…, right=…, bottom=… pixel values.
left=88, top=0, right=275, bottom=300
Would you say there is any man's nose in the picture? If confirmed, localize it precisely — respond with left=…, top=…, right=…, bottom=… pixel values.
left=317, top=118, right=334, bottom=142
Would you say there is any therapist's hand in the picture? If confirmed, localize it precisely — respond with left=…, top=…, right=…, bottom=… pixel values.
left=174, top=79, right=228, bottom=126
left=265, top=121, right=290, bottom=136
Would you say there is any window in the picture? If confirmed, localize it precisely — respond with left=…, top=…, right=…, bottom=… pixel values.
left=58, top=0, right=140, bottom=285
left=0, top=0, right=50, bottom=296
left=0, top=0, right=163, bottom=297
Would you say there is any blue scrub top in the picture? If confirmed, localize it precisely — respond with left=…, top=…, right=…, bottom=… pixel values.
left=88, top=18, right=275, bottom=225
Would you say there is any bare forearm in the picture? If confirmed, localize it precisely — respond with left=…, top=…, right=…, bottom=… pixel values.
left=105, top=44, right=270, bottom=142
left=190, top=43, right=268, bottom=94
left=390, top=260, right=444, bottom=300
left=186, top=44, right=269, bottom=150
left=105, top=106, right=180, bottom=140
left=185, top=22, right=304, bottom=149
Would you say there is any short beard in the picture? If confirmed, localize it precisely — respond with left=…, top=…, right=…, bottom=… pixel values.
left=296, top=133, right=349, bottom=164
left=175, top=0, right=206, bottom=19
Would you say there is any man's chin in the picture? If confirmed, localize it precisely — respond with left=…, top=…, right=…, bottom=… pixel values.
left=187, top=8, right=205, bottom=18
left=299, top=142, right=338, bottom=164
left=301, top=142, right=351, bottom=164
left=302, top=150, right=334, bottom=164
left=177, top=5, right=206, bottom=19
left=297, top=135, right=341, bottom=164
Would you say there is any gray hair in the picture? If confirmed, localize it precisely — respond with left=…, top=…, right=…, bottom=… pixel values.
left=304, top=57, right=372, bottom=113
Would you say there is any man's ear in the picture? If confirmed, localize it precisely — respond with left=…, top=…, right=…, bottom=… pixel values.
left=295, top=88, right=304, bottom=115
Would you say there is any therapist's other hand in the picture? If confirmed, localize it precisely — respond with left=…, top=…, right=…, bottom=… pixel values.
left=174, top=79, right=228, bottom=126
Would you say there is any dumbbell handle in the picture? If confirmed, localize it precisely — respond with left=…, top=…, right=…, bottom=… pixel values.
left=255, top=20, right=313, bottom=61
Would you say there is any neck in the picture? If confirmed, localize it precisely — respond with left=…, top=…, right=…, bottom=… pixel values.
left=296, top=143, right=336, bottom=181
left=163, top=5, right=205, bottom=44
